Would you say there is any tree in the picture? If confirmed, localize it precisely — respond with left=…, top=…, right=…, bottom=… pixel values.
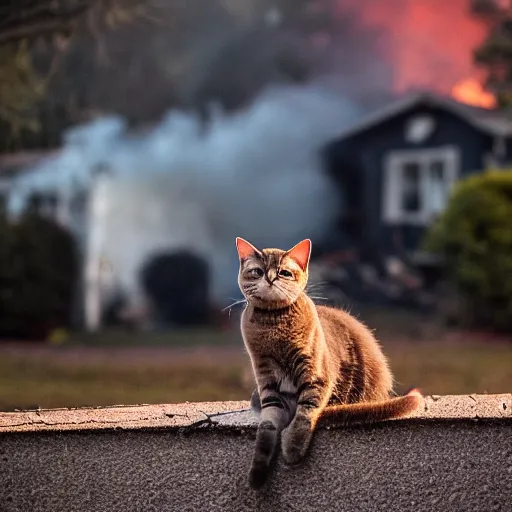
left=0, top=42, right=44, bottom=144
left=471, top=0, right=512, bottom=106
left=0, top=1, right=90, bottom=145
left=0, top=0, right=145, bottom=151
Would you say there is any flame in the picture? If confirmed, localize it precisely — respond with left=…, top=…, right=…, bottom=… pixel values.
left=452, top=78, right=496, bottom=108
left=339, top=0, right=496, bottom=108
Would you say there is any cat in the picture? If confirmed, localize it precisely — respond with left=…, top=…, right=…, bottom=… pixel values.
left=236, top=237, right=423, bottom=490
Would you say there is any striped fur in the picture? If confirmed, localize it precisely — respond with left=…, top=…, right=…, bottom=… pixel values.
left=236, top=238, right=423, bottom=490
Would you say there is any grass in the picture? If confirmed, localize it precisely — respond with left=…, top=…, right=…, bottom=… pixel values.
left=68, top=327, right=242, bottom=347
left=383, top=339, right=512, bottom=395
left=1, top=332, right=511, bottom=411
left=0, top=354, right=248, bottom=411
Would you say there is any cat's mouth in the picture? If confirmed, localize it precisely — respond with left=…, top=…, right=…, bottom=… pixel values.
left=248, top=294, right=295, bottom=308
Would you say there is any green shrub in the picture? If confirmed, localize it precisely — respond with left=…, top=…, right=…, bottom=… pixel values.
left=424, top=169, right=512, bottom=331
left=0, top=212, right=79, bottom=340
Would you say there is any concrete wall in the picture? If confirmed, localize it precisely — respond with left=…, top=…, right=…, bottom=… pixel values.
left=1, top=395, right=511, bottom=512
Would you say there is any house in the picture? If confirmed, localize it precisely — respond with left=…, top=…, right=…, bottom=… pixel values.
left=4, top=90, right=512, bottom=330
left=323, top=92, right=512, bottom=262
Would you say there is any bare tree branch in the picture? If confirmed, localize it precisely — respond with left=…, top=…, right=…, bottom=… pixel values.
left=0, top=1, right=89, bottom=45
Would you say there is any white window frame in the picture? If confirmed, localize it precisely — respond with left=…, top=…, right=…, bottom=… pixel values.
left=382, top=145, right=460, bottom=225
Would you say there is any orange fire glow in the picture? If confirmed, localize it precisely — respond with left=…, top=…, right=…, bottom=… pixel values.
left=341, top=0, right=496, bottom=109
left=452, top=77, right=496, bottom=108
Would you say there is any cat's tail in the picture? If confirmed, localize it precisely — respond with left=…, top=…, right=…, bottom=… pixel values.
left=319, top=388, right=423, bottom=426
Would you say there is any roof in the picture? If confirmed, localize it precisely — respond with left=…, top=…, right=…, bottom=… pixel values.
left=336, top=91, right=512, bottom=141
left=0, top=150, right=60, bottom=179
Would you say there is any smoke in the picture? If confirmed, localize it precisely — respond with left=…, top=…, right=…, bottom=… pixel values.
left=7, top=0, right=485, bottom=321
left=8, top=81, right=361, bottom=310
left=36, top=0, right=402, bottom=127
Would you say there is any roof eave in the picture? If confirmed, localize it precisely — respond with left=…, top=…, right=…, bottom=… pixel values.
left=334, top=92, right=511, bottom=141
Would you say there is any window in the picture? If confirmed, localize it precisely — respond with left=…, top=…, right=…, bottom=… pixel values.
left=27, top=192, right=59, bottom=219
left=401, top=162, right=421, bottom=213
left=383, top=146, right=459, bottom=224
left=404, top=115, right=435, bottom=144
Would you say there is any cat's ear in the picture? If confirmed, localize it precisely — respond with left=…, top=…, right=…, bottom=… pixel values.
left=287, top=239, right=311, bottom=271
left=236, top=237, right=261, bottom=260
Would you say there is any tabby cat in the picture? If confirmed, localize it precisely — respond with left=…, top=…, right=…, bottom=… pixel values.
left=236, top=237, right=422, bottom=489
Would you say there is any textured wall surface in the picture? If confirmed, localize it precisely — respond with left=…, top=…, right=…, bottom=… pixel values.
left=1, top=395, right=512, bottom=512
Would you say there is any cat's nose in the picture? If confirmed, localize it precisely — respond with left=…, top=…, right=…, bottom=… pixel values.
left=266, top=269, right=277, bottom=284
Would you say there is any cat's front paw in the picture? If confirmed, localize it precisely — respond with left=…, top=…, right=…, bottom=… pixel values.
left=281, top=416, right=313, bottom=465
left=282, top=441, right=307, bottom=465
left=248, top=464, right=268, bottom=490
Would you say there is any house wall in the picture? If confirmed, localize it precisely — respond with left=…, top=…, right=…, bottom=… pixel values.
left=0, top=177, right=10, bottom=212
left=326, top=105, right=497, bottom=254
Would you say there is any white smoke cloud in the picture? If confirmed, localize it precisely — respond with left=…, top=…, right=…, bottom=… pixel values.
left=8, top=81, right=360, bottom=310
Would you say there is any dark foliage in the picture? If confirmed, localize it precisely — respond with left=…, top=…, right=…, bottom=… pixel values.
left=471, top=0, right=512, bottom=106
left=0, top=211, right=79, bottom=340
left=424, top=170, right=512, bottom=332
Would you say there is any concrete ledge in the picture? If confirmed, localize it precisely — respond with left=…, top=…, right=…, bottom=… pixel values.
left=1, top=395, right=512, bottom=512
left=2, top=394, right=511, bottom=433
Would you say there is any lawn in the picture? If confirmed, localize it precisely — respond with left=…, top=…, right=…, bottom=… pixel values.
left=1, top=331, right=511, bottom=411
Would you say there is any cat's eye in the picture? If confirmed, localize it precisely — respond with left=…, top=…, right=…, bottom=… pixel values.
left=279, top=269, right=293, bottom=279
left=247, top=268, right=264, bottom=278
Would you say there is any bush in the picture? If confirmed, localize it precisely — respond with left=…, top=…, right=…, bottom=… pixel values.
left=424, top=169, right=512, bottom=331
left=0, top=212, right=79, bottom=340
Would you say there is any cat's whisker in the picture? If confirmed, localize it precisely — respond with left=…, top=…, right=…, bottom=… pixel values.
left=221, top=299, right=247, bottom=312
left=309, top=295, right=328, bottom=301
left=307, top=281, right=328, bottom=290
left=306, top=281, right=329, bottom=292
left=282, top=290, right=294, bottom=302
left=275, top=284, right=294, bottom=302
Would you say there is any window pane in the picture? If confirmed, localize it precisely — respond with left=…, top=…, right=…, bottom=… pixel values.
left=401, top=162, right=421, bottom=213
left=427, top=161, right=448, bottom=214
left=430, top=161, right=445, bottom=181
